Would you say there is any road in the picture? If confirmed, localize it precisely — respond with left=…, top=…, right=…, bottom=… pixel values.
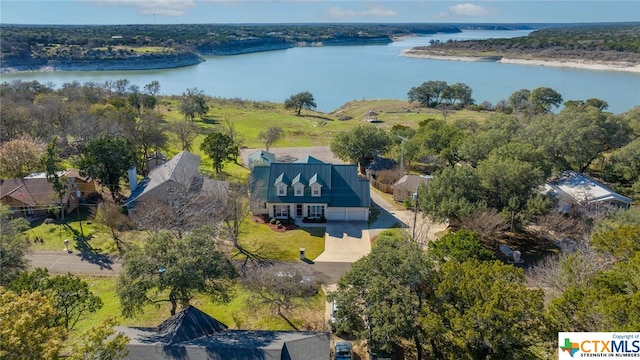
left=27, top=187, right=445, bottom=280
left=28, top=250, right=122, bottom=275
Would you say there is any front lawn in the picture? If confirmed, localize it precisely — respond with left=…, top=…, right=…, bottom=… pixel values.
left=75, top=275, right=326, bottom=336
left=238, top=220, right=326, bottom=261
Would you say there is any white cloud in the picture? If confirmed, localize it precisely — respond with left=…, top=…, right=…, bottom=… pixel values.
left=87, top=0, right=195, bottom=17
left=448, top=3, right=495, bottom=17
left=328, top=4, right=396, bottom=19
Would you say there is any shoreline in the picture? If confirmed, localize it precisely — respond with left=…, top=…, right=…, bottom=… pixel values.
left=401, top=50, right=640, bottom=73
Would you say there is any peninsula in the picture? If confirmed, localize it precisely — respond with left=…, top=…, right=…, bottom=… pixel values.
left=402, top=23, right=640, bottom=73
left=1, top=23, right=531, bottom=72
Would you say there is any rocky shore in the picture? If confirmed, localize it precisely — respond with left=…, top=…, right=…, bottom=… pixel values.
left=0, top=36, right=393, bottom=73
left=402, top=49, right=640, bottom=73
left=1, top=53, right=204, bottom=73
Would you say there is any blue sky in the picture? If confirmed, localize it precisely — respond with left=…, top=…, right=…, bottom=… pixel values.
left=1, top=1, right=638, bottom=25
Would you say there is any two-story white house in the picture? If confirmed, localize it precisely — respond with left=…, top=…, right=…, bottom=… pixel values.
left=250, top=156, right=370, bottom=222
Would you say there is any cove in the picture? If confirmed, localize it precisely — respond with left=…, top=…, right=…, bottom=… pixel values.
left=2, top=30, right=638, bottom=114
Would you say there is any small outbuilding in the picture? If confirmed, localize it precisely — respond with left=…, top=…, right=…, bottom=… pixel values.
left=364, top=110, right=379, bottom=122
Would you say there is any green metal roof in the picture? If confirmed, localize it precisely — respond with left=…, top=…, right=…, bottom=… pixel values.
left=250, top=162, right=369, bottom=208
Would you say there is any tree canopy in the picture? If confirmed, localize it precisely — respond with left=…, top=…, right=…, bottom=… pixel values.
left=117, top=228, right=237, bottom=317
left=330, top=125, right=391, bottom=173
left=0, top=288, right=65, bottom=360
left=179, top=87, right=209, bottom=121
left=284, top=91, right=317, bottom=115
left=9, top=268, right=103, bottom=331
left=77, top=133, right=134, bottom=202
left=200, top=131, right=237, bottom=174
left=0, top=204, right=30, bottom=286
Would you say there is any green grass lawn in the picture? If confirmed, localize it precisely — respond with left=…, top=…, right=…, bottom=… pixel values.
left=238, top=220, right=326, bottom=261
left=75, top=275, right=326, bottom=337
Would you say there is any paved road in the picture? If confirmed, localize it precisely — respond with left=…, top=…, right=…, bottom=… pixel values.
left=28, top=250, right=123, bottom=275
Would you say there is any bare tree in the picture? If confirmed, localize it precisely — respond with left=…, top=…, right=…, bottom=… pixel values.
left=171, top=121, right=199, bottom=152
left=222, top=117, right=243, bottom=164
left=132, top=175, right=228, bottom=239
left=243, top=262, right=318, bottom=330
left=526, top=242, right=614, bottom=304
left=258, top=127, right=284, bottom=151
left=94, top=201, right=133, bottom=254
left=460, top=208, right=509, bottom=239
left=220, top=183, right=272, bottom=274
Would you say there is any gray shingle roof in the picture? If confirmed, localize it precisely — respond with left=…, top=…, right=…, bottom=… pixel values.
left=116, top=306, right=330, bottom=360
left=127, top=151, right=200, bottom=204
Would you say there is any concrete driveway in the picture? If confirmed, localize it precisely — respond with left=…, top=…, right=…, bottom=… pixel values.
left=314, top=221, right=371, bottom=263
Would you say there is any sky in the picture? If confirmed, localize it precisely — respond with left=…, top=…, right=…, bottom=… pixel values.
left=1, top=0, right=638, bottom=25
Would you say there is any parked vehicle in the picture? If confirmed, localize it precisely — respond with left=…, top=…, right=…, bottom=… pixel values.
left=334, top=341, right=353, bottom=360
left=369, top=349, right=392, bottom=360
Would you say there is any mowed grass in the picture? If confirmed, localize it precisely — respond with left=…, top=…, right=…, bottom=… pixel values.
left=238, top=220, right=326, bottom=261
left=159, top=98, right=493, bottom=152
left=75, top=275, right=326, bottom=336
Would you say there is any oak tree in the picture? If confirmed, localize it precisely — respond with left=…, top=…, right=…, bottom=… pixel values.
left=284, top=91, right=316, bottom=115
left=117, top=228, right=237, bottom=317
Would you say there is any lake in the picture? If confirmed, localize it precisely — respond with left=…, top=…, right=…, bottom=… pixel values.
left=2, top=30, right=639, bottom=114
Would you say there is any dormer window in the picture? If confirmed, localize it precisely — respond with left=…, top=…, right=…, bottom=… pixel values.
left=292, top=173, right=306, bottom=197
left=309, top=173, right=323, bottom=197
left=274, top=173, right=289, bottom=197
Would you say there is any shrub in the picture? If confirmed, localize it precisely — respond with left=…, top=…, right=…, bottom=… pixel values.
left=270, top=218, right=276, bottom=224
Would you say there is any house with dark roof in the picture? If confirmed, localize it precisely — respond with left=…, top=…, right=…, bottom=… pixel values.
left=250, top=157, right=370, bottom=222
left=0, top=169, right=95, bottom=218
left=117, top=306, right=330, bottom=360
left=393, top=174, right=433, bottom=202
left=125, top=151, right=228, bottom=216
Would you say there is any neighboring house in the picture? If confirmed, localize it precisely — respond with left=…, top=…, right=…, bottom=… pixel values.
left=0, top=169, right=95, bottom=218
left=125, top=151, right=228, bottom=216
left=364, top=157, right=396, bottom=181
left=250, top=157, right=370, bottom=221
left=393, top=174, right=433, bottom=202
left=544, top=170, right=632, bottom=213
left=247, top=150, right=276, bottom=168
left=117, top=306, right=330, bottom=360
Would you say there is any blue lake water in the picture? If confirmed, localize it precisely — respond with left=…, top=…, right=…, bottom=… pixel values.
left=2, top=30, right=639, bottom=114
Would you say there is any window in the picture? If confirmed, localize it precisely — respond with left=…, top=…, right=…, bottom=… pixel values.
left=277, top=185, right=286, bottom=196
left=274, top=205, right=289, bottom=218
left=167, top=186, right=176, bottom=193
left=294, top=185, right=304, bottom=196
left=311, top=185, right=321, bottom=197
left=308, top=205, right=324, bottom=218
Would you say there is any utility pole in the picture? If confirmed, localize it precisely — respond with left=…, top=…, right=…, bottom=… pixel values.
left=397, top=135, right=408, bottom=177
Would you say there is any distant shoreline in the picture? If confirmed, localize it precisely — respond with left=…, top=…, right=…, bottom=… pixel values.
left=401, top=49, right=640, bottom=73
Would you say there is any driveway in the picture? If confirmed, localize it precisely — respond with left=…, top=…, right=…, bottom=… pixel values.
left=313, top=221, right=371, bottom=263
left=369, top=188, right=447, bottom=244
